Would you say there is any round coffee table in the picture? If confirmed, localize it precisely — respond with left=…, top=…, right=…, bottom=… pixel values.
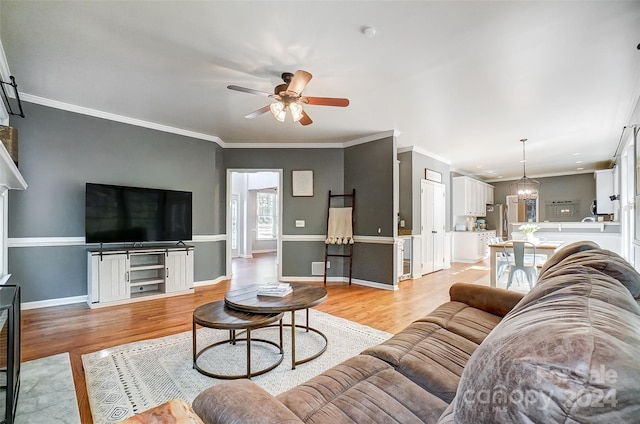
left=192, top=300, right=284, bottom=379
left=224, top=283, right=328, bottom=369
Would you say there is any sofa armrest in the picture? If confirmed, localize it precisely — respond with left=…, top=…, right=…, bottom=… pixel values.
left=192, top=379, right=304, bottom=424
left=449, top=283, right=524, bottom=317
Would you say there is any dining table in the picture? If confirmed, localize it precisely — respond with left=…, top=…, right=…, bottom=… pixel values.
left=488, top=240, right=565, bottom=287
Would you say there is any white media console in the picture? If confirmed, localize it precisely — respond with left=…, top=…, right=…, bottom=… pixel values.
left=87, top=244, right=194, bottom=308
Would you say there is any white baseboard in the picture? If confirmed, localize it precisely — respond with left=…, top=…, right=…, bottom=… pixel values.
left=280, top=276, right=397, bottom=290
left=22, top=295, right=87, bottom=310
left=193, top=276, right=228, bottom=287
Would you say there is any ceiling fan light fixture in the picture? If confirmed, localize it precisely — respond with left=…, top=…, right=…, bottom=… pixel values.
left=289, top=102, right=303, bottom=122
left=270, top=101, right=286, bottom=122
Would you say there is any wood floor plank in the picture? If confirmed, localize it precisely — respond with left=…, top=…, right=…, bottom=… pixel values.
left=21, top=255, right=490, bottom=423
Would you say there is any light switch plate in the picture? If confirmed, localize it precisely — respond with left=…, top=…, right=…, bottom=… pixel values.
left=295, top=220, right=305, bottom=228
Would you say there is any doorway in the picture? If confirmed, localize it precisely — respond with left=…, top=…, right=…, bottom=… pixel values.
left=226, top=170, right=283, bottom=282
left=421, top=180, right=446, bottom=274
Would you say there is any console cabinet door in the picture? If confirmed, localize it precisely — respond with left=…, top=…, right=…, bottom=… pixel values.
left=97, top=254, right=130, bottom=302
left=165, top=250, right=194, bottom=293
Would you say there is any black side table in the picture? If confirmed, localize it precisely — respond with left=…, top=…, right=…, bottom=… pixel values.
left=0, top=285, right=20, bottom=424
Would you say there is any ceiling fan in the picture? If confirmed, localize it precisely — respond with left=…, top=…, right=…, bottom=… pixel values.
left=227, top=70, right=349, bottom=126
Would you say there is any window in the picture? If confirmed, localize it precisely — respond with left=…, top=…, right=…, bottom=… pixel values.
left=256, top=191, right=277, bottom=240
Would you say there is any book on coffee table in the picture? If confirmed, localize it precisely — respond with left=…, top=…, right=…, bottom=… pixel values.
left=257, top=283, right=293, bottom=297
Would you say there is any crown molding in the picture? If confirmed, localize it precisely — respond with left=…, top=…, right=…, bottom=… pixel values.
left=397, top=145, right=452, bottom=165
left=19, top=93, right=226, bottom=147
left=225, top=142, right=344, bottom=149
left=342, top=130, right=396, bottom=148
left=483, top=167, right=599, bottom=183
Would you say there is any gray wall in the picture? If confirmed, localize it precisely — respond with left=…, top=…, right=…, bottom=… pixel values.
left=226, top=137, right=398, bottom=286
left=345, top=136, right=396, bottom=285
left=9, top=102, right=400, bottom=302
left=8, top=102, right=226, bottom=302
left=224, top=148, right=344, bottom=236
left=491, top=173, right=596, bottom=222
left=224, top=148, right=344, bottom=279
left=398, top=150, right=451, bottom=234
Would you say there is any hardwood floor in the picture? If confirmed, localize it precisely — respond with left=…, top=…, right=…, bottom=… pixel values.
left=21, top=254, right=490, bottom=423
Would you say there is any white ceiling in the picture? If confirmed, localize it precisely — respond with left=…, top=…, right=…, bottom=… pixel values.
left=1, top=1, right=639, bottom=180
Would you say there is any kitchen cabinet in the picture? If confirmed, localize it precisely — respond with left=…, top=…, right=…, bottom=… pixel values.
left=453, top=176, right=494, bottom=217
left=452, top=230, right=496, bottom=263
left=594, top=169, right=614, bottom=215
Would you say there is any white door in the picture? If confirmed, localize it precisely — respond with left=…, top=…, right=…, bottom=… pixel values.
left=421, top=180, right=446, bottom=274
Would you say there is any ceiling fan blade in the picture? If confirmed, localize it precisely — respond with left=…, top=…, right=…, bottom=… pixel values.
left=286, top=70, right=312, bottom=96
left=227, top=85, right=274, bottom=98
left=245, top=105, right=271, bottom=119
left=299, top=110, right=313, bottom=126
left=301, top=96, right=350, bottom=107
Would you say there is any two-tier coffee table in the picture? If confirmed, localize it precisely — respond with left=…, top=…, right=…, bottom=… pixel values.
left=224, top=282, right=328, bottom=369
left=192, top=300, right=284, bottom=379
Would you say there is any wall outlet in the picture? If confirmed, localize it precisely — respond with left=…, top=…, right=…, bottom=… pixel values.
left=400, top=220, right=405, bottom=228
left=295, top=220, right=305, bottom=228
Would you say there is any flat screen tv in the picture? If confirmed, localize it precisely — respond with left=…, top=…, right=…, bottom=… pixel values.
left=85, top=183, right=192, bottom=244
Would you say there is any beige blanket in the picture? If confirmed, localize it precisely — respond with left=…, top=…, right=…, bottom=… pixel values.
left=326, top=207, right=354, bottom=245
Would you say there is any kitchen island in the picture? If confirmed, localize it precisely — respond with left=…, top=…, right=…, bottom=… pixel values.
left=508, top=221, right=621, bottom=254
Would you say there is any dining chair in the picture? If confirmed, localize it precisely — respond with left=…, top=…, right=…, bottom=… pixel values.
left=490, top=237, right=509, bottom=280
left=503, top=240, right=538, bottom=290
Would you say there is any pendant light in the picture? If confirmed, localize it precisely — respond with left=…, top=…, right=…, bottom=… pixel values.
left=510, top=138, right=540, bottom=200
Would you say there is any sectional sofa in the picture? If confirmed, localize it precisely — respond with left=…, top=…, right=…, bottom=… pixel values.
left=191, top=240, right=640, bottom=423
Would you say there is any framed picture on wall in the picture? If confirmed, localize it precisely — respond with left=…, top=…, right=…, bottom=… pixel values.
left=292, top=170, right=314, bottom=196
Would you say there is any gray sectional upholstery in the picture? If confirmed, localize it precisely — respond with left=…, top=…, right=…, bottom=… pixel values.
left=193, top=241, right=640, bottom=423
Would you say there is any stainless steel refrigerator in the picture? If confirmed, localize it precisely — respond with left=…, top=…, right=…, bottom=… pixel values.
left=485, top=204, right=507, bottom=239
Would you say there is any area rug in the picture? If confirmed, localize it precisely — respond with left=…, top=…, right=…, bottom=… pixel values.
left=16, top=352, right=81, bottom=424
left=82, top=309, right=391, bottom=423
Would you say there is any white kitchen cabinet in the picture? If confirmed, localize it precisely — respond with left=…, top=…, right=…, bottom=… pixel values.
left=594, top=169, right=614, bottom=215
left=452, top=230, right=496, bottom=263
left=453, top=176, right=494, bottom=217
left=485, top=184, right=494, bottom=205
left=88, top=245, right=194, bottom=307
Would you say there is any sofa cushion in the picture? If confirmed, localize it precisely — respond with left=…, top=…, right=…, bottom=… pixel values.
left=276, top=354, right=448, bottom=424
left=362, top=320, right=478, bottom=403
left=417, top=301, right=503, bottom=344
left=538, top=249, right=640, bottom=299
left=448, top=265, right=640, bottom=423
left=537, top=240, right=600, bottom=279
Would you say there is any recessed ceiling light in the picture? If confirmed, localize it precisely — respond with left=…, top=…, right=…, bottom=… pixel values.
left=576, top=160, right=583, bottom=164
left=577, top=167, right=584, bottom=170
left=573, top=152, right=580, bottom=156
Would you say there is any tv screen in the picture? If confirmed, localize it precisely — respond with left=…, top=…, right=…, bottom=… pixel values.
left=85, top=183, right=192, bottom=244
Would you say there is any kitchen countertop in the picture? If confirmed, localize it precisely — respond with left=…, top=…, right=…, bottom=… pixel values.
left=510, top=221, right=620, bottom=233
